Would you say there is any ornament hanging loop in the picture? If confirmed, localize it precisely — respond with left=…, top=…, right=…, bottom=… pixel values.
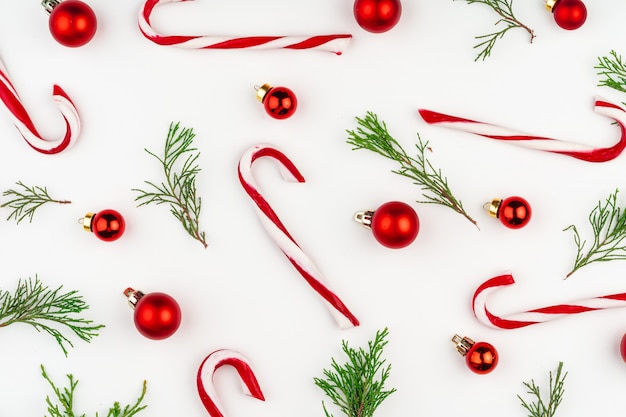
left=354, top=210, right=374, bottom=229
left=41, top=0, right=61, bottom=14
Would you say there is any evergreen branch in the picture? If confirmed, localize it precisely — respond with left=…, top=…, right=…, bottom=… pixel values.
left=596, top=50, right=626, bottom=94
left=314, top=328, right=396, bottom=417
left=41, top=365, right=147, bottom=417
left=1, top=181, right=71, bottom=224
left=132, top=122, right=208, bottom=248
left=0, top=277, right=104, bottom=356
left=346, top=112, right=478, bottom=229
left=517, top=362, right=567, bottom=417
left=563, top=189, right=626, bottom=278
left=459, top=0, right=535, bottom=61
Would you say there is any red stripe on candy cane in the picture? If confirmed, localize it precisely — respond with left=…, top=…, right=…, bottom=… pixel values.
left=197, top=349, right=265, bottom=417
left=139, top=0, right=352, bottom=55
left=418, top=97, right=626, bottom=162
left=238, top=144, right=360, bottom=329
left=0, top=59, right=80, bottom=154
left=473, top=273, right=626, bottom=329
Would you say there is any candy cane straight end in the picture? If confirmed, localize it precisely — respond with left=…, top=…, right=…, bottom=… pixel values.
left=197, top=349, right=265, bottom=417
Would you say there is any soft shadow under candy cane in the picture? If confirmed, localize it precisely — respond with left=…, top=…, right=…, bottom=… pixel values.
left=0, top=58, right=80, bottom=154
left=418, top=97, right=626, bottom=163
left=138, top=0, right=352, bottom=55
left=238, top=144, right=360, bottom=329
left=473, top=273, right=626, bottom=329
left=197, top=349, right=265, bottom=417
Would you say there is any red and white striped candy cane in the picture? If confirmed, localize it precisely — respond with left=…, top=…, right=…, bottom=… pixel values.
left=197, top=349, right=265, bottom=417
left=418, top=97, right=626, bottom=163
left=139, top=0, right=352, bottom=55
left=0, top=58, right=80, bottom=154
left=238, top=144, right=360, bottom=329
left=473, top=273, right=626, bottom=329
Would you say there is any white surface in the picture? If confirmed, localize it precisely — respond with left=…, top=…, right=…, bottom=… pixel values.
left=0, top=0, right=625, bottom=416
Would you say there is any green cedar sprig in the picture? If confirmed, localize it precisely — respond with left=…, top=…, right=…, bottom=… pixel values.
left=133, top=122, right=208, bottom=248
left=517, top=362, right=567, bottom=417
left=0, top=277, right=104, bottom=356
left=41, top=365, right=147, bottom=417
left=314, top=328, right=396, bottom=417
left=459, top=0, right=535, bottom=61
left=1, top=181, right=71, bottom=224
left=596, top=50, right=626, bottom=94
left=346, top=112, right=478, bottom=229
left=563, top=189, right=626, bottom=278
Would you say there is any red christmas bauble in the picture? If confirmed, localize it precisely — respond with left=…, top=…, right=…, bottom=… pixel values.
left=620, top=333, right=626, bottom=363
left=466, top=341, right=498, bottom=374
left=90, top=209, right=125, bottom=241
left=498, top=196, right=531, bottom=229
left=371, top=201, right=419, bottom=249
left=552, top=0, right=587, bottom=30
left=132, top=291, right=182, bottom=340
left=259, top=85, right=297, bottom=120
left=353, top=0, right=402, bottom=33
left=49, top=0, right=97, bottom=47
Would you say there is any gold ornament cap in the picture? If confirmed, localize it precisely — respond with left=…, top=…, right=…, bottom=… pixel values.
left=82, top=212, right=96, bottom=232
left=452, top=334, right=475, bottom=357
left=255, top=83, right=273, bottom=103
left=354, top=210, right=374, bottom=229
left=485, top=198, right=503, bottom=219
left=545, top=0, right=557, bottom=12
left=123, top=287, right=145, bottom=309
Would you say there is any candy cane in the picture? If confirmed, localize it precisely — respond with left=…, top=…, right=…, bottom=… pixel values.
left=0, top=58, right=80, bottom=154
left=139, top=0, right=352, bottom=55
left=197, top=349, right=265, bottom=417
left=238, top=144, right=360, bottom=329
left=473, top=273, right=626, bottom=329
left=418, top=97, right=626, bottom=163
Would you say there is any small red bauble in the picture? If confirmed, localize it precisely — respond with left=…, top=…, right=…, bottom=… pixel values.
left=124, top=288, right=182, bottom=340
left=255, top=83, right=297, bottom=120
left=486, top=196, right=532, bottom=229
left=82, top=209, right=126, bottom=242
left=452, top=334, right=498, bottom=375
left=46, top=0, right=97, bottom=47
left=353, top=0, right=402, bottom=33
left=354, top=201, right=419, bottom=249
left=548, top=0, right=587, bottom=30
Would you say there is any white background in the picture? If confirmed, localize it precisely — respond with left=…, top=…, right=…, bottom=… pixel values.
left=1, top=0, right=625, bottom=416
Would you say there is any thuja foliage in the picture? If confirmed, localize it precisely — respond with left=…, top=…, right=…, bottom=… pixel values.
left=518, top=362, right=567, bottom=417
left=41, top=365, right=148, bottom=417
left=564, top=189, right=626, bottom=278
left=133, top=122, right=207, bottom=248
left=314, top=328, right=396, bottom=417
left=347, top=112, right=478, bottom=229
left=0, top=277, right=103, bottom=355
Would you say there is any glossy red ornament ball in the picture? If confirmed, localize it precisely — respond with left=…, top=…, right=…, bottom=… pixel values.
left=49, top=0, right=97, bottom=47
left=497, top=196, right=532, bottom=229
left=552, top=0, right=587, bottom=30
left=126, top=288, right=182, bottom=340
left=353, top=0, right=402, bottom=33
left=256, top=84, right=297, bottom=120
left=371, top=201, right=419, bottom=249
left=466, top=341, right=498, bottom=374
left=85, top=209, right=125, bottom=242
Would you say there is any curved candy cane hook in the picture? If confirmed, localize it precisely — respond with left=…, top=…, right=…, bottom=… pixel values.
left=138, top=0, right=352, bottom=55
left=197, top=349, right=265, bottom=417
left=238, top=144, right=360, bottom=329
left=473, top=273, right=626, bottom=329
left=0, top=58, right=80, bottom=154
left=418, top=97, right=626, bottom=163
